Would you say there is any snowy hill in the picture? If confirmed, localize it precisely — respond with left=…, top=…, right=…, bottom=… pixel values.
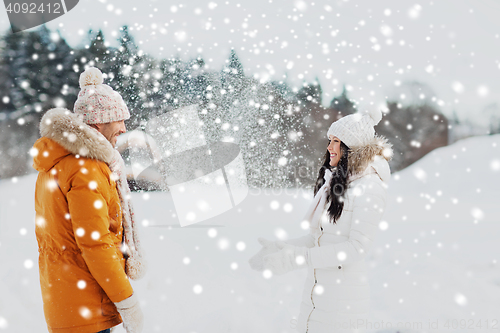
left=0, top=134, right=499, bottom=333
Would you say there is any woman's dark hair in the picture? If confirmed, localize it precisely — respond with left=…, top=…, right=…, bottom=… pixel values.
left=313, top=141, right=350, bottom=223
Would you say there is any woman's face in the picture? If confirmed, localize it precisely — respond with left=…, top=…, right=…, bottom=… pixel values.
left=327, top=135, right=342, bottom=167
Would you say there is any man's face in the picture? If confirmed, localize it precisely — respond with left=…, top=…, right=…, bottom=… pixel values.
left=94, top=120, right=126, bottom=147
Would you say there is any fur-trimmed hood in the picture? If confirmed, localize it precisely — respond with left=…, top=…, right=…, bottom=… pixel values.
left=34, top=108, right=115, bottom=171
left=347, top=135, right=393, bottom=183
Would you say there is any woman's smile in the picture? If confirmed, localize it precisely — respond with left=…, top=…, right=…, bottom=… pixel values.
left=327, top=135, right=342, bottom=167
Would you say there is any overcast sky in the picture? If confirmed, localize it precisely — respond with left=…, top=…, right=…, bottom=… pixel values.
left=0, top=0, right=498, bottom=124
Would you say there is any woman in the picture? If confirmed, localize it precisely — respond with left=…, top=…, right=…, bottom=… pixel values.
left=249, top=109, right=393, bottom=333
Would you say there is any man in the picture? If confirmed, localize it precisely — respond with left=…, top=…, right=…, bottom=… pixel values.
left=33, top=67, right=145, bottom=333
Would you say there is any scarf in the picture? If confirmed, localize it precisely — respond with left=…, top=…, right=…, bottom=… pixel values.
left=302, top=169, right=334, bottom=236
left=109, top=149, right=147, bottom=280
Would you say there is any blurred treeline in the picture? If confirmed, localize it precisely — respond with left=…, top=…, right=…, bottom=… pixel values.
left=0, top=25, right=452, bottom=188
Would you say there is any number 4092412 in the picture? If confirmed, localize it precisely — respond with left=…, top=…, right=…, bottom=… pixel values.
left=5, top=2, right=62, bottom=14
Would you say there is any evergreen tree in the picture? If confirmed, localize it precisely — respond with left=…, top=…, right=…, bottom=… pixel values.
left=227, top=49, right=243, bottom=76
left=0, top=26, right=76, bottom=114
left=109, top=26, right=149, bottom=127
left=2, top=29, right=34, bottom=113
left=270, top=80, right=296, bottom=103
left=329, top=85, right=356, bottom=118
left=159, top=57, right=188, bottom=109
left=50, top=29, right=78, bottom=110
left=184, top=56, right=209, bottom=104
left=88, top=30, right=109, bottom=62
left=221, top=49, right=245, bottom=95
left=0, top=29, right=22, bottom=112
left=297, top=79, right=322, bottom=105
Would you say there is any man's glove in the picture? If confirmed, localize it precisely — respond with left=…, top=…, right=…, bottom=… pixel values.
left=249, top=237, right=282, bottom=271
left=114, top=294, right=143, bottom=333
left=262, top=242, right=310, bottom=275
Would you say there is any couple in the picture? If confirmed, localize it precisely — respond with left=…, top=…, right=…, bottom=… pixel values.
left=33, top=66, right=393, bottom=333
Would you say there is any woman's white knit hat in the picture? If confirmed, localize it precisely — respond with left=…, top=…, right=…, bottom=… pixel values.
left=74, top=67, right=130, bottom=124
left=326, top=109, right=383, bottom=148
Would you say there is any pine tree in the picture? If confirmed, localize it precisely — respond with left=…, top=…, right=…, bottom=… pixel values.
left=86, top=29, right=116, bottom=84
left=329, top=85, right=356, bottom=118
left=227, top=49, right=243, bottom=76
left=184, top=56, right=209, bottom=105
left=297, top=79, right=322, bottom=105
left=0, top=26, right=76, bottom=114
left=0, top=29, right=21, bottom=112
left=221, top=49, right=245, bottom=94
left=2, top=29, right=32, bottom=113
left=49, top=29, right=78, bottom=109
left=88, top=30, right=109, bottom=62
left=109, top=26, right=147, bottom=127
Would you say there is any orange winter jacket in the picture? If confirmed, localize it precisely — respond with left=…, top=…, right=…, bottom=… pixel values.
left=33, top=109, right=133, bottom=333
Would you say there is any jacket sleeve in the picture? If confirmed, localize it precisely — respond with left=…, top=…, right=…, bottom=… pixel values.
left=67, top=161, right=134, bottom=303
left=309, top=179, right=386, bottom=269
left=285, top=234, right=316, bottom=248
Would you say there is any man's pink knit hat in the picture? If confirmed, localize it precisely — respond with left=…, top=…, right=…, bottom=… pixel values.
left=74, top=67, right=130, bottom=124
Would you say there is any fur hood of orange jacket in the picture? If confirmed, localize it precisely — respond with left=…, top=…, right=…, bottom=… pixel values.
left=33, top=108, right=134, bottom=333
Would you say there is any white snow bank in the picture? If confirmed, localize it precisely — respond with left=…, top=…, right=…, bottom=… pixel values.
left=1, top=134, right=499, bottom=333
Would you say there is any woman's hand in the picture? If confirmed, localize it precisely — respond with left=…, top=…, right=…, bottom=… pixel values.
left=262, top=242, right=310, bottom=275
left=248, top=238, right=282, bottom=271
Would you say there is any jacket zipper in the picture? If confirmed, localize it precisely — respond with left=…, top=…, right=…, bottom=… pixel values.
left=305, top=225, right=324, bottom=332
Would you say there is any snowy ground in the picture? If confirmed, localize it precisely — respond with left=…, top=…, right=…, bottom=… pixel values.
left=1, top=134, right=499, bottom=333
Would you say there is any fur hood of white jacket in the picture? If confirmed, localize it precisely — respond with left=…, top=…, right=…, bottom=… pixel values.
left=346, top=134, right=392, bottom=183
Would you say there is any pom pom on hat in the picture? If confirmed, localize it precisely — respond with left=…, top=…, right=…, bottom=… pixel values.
left=79, top=67, right=103, bottom=88
left=365, top=108, right=382, bottom=126
left=74, top=67, right=130, bottom=124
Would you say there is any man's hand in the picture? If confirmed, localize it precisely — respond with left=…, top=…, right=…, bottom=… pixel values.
left=114, top=294, right=143, bottom=333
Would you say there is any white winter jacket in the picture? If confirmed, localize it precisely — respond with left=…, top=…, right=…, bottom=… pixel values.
left=291, top=136, right=392, bottom=333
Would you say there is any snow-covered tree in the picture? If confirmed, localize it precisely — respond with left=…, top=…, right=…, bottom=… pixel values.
left=329, top=85, right=357, bottom=119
